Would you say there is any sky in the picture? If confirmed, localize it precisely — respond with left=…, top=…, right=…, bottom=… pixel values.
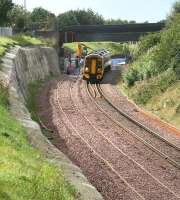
left=12, top=0, right=176, bottom=22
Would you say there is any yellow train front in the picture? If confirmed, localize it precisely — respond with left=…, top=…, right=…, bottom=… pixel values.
left=82, top=49, right=111, bottom=82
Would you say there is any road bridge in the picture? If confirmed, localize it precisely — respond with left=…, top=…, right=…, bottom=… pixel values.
left=59, top=23, right=164, bottom=46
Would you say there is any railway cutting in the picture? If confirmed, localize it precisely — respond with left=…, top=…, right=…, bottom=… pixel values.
left=37, top=75, right=180, bottom=200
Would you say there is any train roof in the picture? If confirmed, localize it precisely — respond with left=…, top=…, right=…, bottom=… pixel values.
left=86, top=49, right=111, bottom=58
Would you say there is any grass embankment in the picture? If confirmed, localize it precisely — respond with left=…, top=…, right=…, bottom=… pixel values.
left=120, top=70, right=180, bottom=129
left=0, top=36, right=77, bottom=199
left=27, top=80, right=44, bottom=122
left=119, top=2, right=180, bottom=129
left=0, top=86, right=76, bottom=200
left=0, top=35, right=43, bottom=57
left=0, top=34, right=55, bottom=58
left=64, top=41, right=136, bottom=56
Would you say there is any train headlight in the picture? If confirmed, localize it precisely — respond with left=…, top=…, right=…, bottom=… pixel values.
left=97, top=75, right=102, bottom=79
left=85, top=67, right=89, bottom=72
left=97, top=68, right=101, bottom=72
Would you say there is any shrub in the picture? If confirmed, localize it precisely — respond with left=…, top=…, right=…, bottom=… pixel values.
left=124, top=11, right=180, bottom=88
left=124, top=46, right=158, bottom=86
left=124, top=68, right=139, bottom=86
left=134, top=32, right=161, bottom=59
left=129, top=68, right=177, bottom=105
left=153, top=14, right=179, bottom=72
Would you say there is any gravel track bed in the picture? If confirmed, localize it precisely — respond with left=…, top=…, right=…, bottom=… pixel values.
left=57, top=78, right=178, bottom=200
left=37, top=79, right=141, bottom=200
left=101, top=84, right=180, bottom=147
left=36, top=77, right=180, bottom=200
left=96, top=84, right=180, bottom=163
left=71, top=79, right=180, bottom=196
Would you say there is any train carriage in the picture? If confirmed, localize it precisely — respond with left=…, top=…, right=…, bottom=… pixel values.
left=82, top=49, right=111, bottom=82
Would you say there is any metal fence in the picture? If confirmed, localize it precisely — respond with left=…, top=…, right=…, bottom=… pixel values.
left=0, top=27, right=12, bottom=36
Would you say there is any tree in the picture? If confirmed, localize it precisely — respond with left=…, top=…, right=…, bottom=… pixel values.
left=129, top=20, right=136, bottom=24
left=30, top=7, right=56, bottom=30
left=57, top=9, right=104, bottom=30
left=31, top=7, right=49, bottom=23
left=105, top=18, right=136, bottom=25
left=173, top=0, right=180, bottom=14
left=8, top=5, right=31, bottom=29
left=74, top=9, right=104, bottom=25
left=57, top=10, right=80, bottom=29
left=167, top=0, right=180, bottom=25
left=0, top=0, right=13, bottom=26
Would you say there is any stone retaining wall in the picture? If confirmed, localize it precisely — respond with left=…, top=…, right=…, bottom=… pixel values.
left=0, top=46, right=103, bottom=200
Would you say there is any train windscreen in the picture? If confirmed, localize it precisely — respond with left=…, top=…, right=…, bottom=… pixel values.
left=85, top=57, right=102, bottom=73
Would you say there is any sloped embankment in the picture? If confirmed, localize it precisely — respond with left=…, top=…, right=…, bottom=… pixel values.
left=121, top=4, right=180, bottom=130
left=0, top=46, right=103, bottom=200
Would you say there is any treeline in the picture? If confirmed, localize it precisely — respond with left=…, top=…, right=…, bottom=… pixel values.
left=0, top=0, right=139, bottom=31
left=57, top=9, right=138, bottom=30
left=0, top=0, right=57, bottom=30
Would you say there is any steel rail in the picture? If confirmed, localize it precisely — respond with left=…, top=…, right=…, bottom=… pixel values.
left=68, top=78, right=179, bottom=199
left=97, top=84, right=180, bottom=151
left=85, top=82, right=180, bottom=169
left=55, top=78, right=146, bottom=200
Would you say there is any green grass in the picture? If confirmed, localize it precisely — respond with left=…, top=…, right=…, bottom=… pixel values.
left=119, top=8, right=180, bottom=130
left=64, top=41, right=136, bottom=56
left=13, top=34, right=45, bottom=46
left=118, top=69, right=180, bottom=129
left=0, top=34, right=48, bottom=58
left=26, top=79, right=44, bottom=122
left=0, top=84, right=77, bottom=199
left=122, top=68, right=177, bottom=105
left=145, top=81, right=180, bottom=129
left=0, top=37, right=17, bottom=57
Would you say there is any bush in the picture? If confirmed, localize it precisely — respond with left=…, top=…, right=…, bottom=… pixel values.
left=124, top=46, right=158, bottom=86
left=129, top=68, right=177, bottom=105
left=154, top=13, right=180, bottom=75
left=124, top=11, right=180, bottom=88
left=133, top=32, right=161, bottom=59
left=124, top=68, right=139, bottom=86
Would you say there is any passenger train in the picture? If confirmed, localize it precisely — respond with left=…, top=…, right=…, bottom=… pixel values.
left=82, top=49, right=111, bottom=82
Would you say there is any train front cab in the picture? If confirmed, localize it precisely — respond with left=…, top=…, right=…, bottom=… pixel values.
left=83, top=55, right=104, bottom=82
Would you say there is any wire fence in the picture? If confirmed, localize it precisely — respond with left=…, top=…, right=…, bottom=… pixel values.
left=0, top=27, right=12, bottom=36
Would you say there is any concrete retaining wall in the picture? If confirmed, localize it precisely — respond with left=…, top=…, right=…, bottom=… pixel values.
left=0, top=46, right=103, bottom=200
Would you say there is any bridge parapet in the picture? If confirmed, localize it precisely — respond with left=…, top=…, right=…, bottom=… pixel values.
left=59, top=23, right=165, bottom=45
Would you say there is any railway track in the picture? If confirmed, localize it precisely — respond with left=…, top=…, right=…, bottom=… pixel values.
left=54, top=78, right=144, bottom=200
left=98, top=84, right=180, bottom=149
left=37, top=77, right=180, bottom=200
left=86, top=82, right=180, bottom=169
left=63, top=78, right=180, bottom=198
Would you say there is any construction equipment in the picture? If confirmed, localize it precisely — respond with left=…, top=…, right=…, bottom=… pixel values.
left=77, top=43, right=94, bottom=58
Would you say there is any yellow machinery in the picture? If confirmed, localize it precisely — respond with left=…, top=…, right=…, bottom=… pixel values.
left=77, top=43, right=94, bottom=58
left=82, top=49, right=111, bottom=82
